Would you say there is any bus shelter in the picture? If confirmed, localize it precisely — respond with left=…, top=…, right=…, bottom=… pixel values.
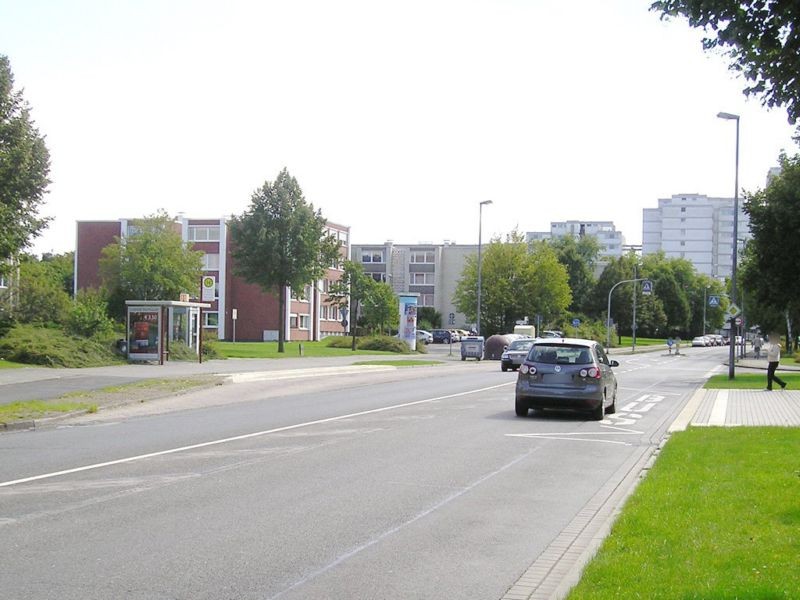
left=125, top=300, right=211, bottom=364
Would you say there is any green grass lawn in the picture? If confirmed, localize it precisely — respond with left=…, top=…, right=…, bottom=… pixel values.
left=568, top=427, right=800, bottom=598
left=0, top=358, right=27, bottom=369
left=617, top=336, right=665, bottom=347
left=705, top=372, right=800, bottom=389
left=0, top=399, right=96, bottom=423
left=215, top=340, right=406, bottom=359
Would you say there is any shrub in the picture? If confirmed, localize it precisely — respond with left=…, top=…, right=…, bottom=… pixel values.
left=66, top=289, right=116, bottom=338
left=0, top=324, right=123, bottom=367
left=358, top=335, right=412, bottom=353
left=325, top=336, right=353, bottom=349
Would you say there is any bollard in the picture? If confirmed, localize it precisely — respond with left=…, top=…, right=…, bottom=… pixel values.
left=299, top=343, right=304, bottom=357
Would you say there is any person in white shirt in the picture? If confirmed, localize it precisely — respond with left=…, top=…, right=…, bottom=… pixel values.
left=765, top=335, right=787, bottom=391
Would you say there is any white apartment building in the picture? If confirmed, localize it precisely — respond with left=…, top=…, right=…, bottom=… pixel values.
left=351, top=242, right=477, bottom=328
left=642, top=194, right=750, bottom=279
left=525, top=221, right=625, bottom=261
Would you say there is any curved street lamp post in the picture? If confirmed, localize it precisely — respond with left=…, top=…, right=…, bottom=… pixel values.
left=606, top=278, right=648, bottom=350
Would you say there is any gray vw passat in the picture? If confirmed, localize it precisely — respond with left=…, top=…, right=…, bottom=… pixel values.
left=515, top=338, right=619, bottom=420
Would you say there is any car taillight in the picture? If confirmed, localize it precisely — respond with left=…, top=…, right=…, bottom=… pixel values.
left=520, top=364, right=536, bottom=375
left=579, top=366, right=601, bottom=379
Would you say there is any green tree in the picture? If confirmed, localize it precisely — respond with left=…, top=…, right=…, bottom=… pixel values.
left=417, top=306, right=441, bottom=330
left=590, top=253, right=638, bottom=342
left=99, top=211, right=203, bottom=318
left=16, top=256, right=70, bottom=325
left=549, top=235, right=600, bottom=313
left=329, top=260, right=377, bottom=350
left=230, top=169, right=341, bottom=352
left=0, top=56, right=51, bottom=273
left=454, top=232, right=571, bottom=336
left=362, top=282, right=398, bottom=335
left=741, top=152, right=800, bottom=344
left=66, top=288, right=115, bottom=338
left=651, top=0, right=800, bottom=134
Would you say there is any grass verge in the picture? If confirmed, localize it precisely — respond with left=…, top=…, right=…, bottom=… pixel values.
left=0, top=358, right=27, bottom=369
left=705, top=372, right=800, bottom=389
left=216, top=340, right=401, bottom=359
left=567, top=427, right=800, bottom=598
left=0, top=376, right=220, bottom=424
left=0, top=399, right=97, bottom=423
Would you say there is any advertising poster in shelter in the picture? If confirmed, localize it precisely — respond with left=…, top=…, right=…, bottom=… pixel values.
left=128, top=310, right=160, bottom=357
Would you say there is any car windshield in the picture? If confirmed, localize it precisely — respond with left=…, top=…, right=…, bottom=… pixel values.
left=530, top=344, right=593, bottom=365
left=509, top=340, right=533, bottom=351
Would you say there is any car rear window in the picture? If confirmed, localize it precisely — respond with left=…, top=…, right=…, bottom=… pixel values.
left=509, top=340, right=533, bottom=351
left=530, top=345, right=593, bottom=365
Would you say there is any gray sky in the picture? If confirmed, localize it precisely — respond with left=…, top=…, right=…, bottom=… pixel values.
left=2, top=0, right=797, bottom=255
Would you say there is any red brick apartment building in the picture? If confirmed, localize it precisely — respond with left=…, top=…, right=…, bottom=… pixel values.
left=75, top=217, right=350, bottom=342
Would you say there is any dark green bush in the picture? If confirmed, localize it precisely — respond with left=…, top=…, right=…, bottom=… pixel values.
left=325, top=336, right=355, bottom=348
left=66, top=289, right=116, bottom=338
left=358, top=336, right=412, bottom=353
left=0, top=324, right=124, bottom=367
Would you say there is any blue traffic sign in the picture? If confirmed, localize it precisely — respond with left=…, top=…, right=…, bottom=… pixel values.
left=642, top=280, right=653, bottom=296
left=572, top=318, right=581, bottom=327
left=708, top=295, right=720, bottom=308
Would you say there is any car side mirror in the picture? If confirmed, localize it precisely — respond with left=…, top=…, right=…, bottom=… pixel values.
left=610, top=360, right=620, bottom=367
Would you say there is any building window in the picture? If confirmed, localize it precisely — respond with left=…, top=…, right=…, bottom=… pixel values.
left=188, top=225, right=221, bottom=242
left=299, top=314, right=310, bottom=329
left=290, top=314, right=298, bottom=328
left=203, top=312, right=219, bottom=328
left=419, top=293, right=434, bottom=306
left=370, top=273, right=387, bottom=282
left=202, top=253, right=220, bottom=270
left=361, top=251, right=384, bottom=263
left=411, top=272, right=434, bottom=285
left=680, top=207, right=686, bottom=212
left=410, top=251, right=435, bottom=263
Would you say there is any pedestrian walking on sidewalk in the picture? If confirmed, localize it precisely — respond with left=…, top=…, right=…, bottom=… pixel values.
left=753, top=335, right=763, bottom=359
left=765, top=335, right=787, bottom=391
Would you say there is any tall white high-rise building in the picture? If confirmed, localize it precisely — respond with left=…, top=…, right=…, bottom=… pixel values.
left=642, top=194, right=750, bottom=279
left=525, top=220, right=625, bottom=260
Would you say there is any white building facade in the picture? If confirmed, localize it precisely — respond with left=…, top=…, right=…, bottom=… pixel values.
left=351, top=242, right=477, bottom=328
left=525, top=220, right=625, bottom=261
left=642, top=194, right=750, bottom=279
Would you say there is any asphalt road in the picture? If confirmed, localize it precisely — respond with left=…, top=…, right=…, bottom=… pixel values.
left=0, top=346, right=729, bottom=599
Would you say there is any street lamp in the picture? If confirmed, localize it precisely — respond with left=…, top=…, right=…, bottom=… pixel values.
left=476, top=200, right=493, bottom=336
left=718, top=111, right=739, bottom=379
left=702, top=285, right=709, bottom=336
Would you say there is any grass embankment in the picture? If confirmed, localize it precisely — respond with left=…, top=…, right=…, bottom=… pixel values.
left=0, top=359, right=27, bottom=369
left=568, top=427, right=800, bottom=598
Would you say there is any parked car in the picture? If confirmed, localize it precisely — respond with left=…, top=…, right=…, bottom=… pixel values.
left=540, top=330, right=564, bottom=338
left=515, top=338, right=619, bottom=420
left=431, top=329, right=452, bottom=343
left=448, top=329, right=461, bottom=343
left=691, top=336, right=708, bottom=347
left=501, top=338, right=535, bottom=372
left=416, top=329, right=433, bottom=344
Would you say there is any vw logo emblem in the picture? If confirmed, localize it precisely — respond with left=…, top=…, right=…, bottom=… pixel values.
left=554, top=365, right=561, bottom=373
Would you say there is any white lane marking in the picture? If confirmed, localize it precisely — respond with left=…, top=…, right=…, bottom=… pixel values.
left=266, top=448, right=535, bottom=599
left=507, top=425, right=643, bottom=446
left=1, top=381, right=514, bottom=489
left=708, top=389, right=728, bottom=426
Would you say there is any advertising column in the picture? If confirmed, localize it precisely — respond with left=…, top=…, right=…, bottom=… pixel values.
left=398, top=293, right=419, bottom=351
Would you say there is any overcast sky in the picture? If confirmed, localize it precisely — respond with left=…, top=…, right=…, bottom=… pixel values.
left=2, top=0, right=798, bottom=256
